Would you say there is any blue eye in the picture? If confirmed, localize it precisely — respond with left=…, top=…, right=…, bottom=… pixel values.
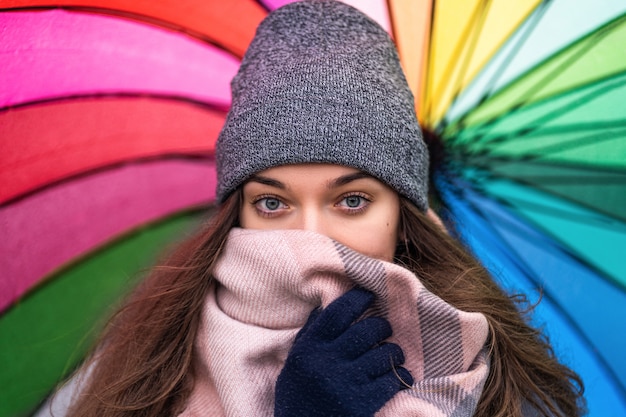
left=337, top=194, right=370, bottom=213
left=345, top=196, right=363, bottom=208
left=254, top=197, right=287, bottom=216
left=262, top=197, right=281, bottom=210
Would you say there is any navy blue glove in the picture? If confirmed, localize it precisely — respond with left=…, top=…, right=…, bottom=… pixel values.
left=274, top=288, right=413, bottom=417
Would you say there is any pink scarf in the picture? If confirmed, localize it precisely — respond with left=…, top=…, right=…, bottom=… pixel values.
left=180, top=228, right=490, bottom=416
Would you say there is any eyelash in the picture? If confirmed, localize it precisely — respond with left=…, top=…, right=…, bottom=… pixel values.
left=335, top=192, right=372, bottom=215
left=250, top=192, right=372, bottom=218
left=251, top=194, right=287, bottom=218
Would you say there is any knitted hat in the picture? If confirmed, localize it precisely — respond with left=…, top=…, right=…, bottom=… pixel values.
left=215, top=0, right=429, bottom=210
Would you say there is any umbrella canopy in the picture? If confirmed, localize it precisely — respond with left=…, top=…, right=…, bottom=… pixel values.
left=1, top=1, right=624, bottom=416
left=410, top=1, right=626, bottom=416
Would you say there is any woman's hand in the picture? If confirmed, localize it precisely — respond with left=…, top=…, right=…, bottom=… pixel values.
left=274, top=288, right=413, bottom=417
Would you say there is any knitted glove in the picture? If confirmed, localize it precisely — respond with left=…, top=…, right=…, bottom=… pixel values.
left=274, top=287, right=413, bottom=417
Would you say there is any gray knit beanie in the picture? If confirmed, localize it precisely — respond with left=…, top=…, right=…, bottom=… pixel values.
left=216, top=0, right=429, bottom=210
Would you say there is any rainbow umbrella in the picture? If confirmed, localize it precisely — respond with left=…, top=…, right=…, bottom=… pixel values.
left=1, top=1, right=625, bottom=416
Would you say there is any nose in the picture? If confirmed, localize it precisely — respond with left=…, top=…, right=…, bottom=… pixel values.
left=298, top=206, right=329, bottom=236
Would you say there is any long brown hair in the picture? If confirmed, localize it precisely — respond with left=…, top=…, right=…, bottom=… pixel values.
left=395, top=198, right=585, bottom=417
left=66, top=192, right=240, bottom=416
left=66, top=191, right=584, bottom=416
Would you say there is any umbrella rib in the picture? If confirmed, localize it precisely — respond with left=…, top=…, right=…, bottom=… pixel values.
left=493, top=191, right=626, bottom=292
left=475, top=123, right=626, bottom=161
left=424, top=0, right=486, bottom=125
left=447, top=181, right=626, bottom=401
left=495, top=126, right=626, bottom=161
left=458, top=13, right=626, bottom=140
left=466, top=165, right=626, bottom=224
left=4, top=5, right=245, bottom=58
left=432, top=0, right=492, bottom=130
left=468, top=155, right=626, bottom=176
left=445, top=171, right=626, bottom=284
left=458, top=70, right=626, bottom=149
left=410, top=0, right=437, bottom=127
left=0, top=154, right=216, bottom=209
left=498, top=191, right=626, bottom=234
left=450, top=0, right=550, bottom=130
left=461, top=180, right=624, bottom=285
left=479, top=116, right=626, bottom=145
left=441, top=175, right=547, bottom=281
left=0, top=91, right=230, bottom=113
left=422, top=0, right=439, bottom=125
left=485, top=172, right=626, bottom=186
left=423, top=0, right=437, bottom=126
left=445, top=173, right=626, bottom=290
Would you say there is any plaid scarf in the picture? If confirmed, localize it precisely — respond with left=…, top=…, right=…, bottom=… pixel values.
left=181, top=228, right=490, bottom=416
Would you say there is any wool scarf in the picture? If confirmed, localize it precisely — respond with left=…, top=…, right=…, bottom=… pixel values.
left=180, top=228, right=490, bottom=417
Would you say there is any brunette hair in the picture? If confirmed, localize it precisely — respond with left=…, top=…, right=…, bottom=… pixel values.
left=65, top=191, right=584, bottom=416
left=66, top=192, right=240, bottom=416
left=395, top=198, right=585, bottom=417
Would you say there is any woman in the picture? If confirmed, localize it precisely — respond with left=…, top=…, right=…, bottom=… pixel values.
left=60, top=1, right=585, bottom=416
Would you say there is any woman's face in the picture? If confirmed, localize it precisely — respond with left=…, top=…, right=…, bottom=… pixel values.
left=240, top=164, right=401, bottom=261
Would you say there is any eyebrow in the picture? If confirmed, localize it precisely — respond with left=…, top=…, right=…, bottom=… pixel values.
left=246, top=174, right=287, bottom=189
left=327, top=171, right=375, bottom=188
left=246, top=170, right=374, bottom=190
